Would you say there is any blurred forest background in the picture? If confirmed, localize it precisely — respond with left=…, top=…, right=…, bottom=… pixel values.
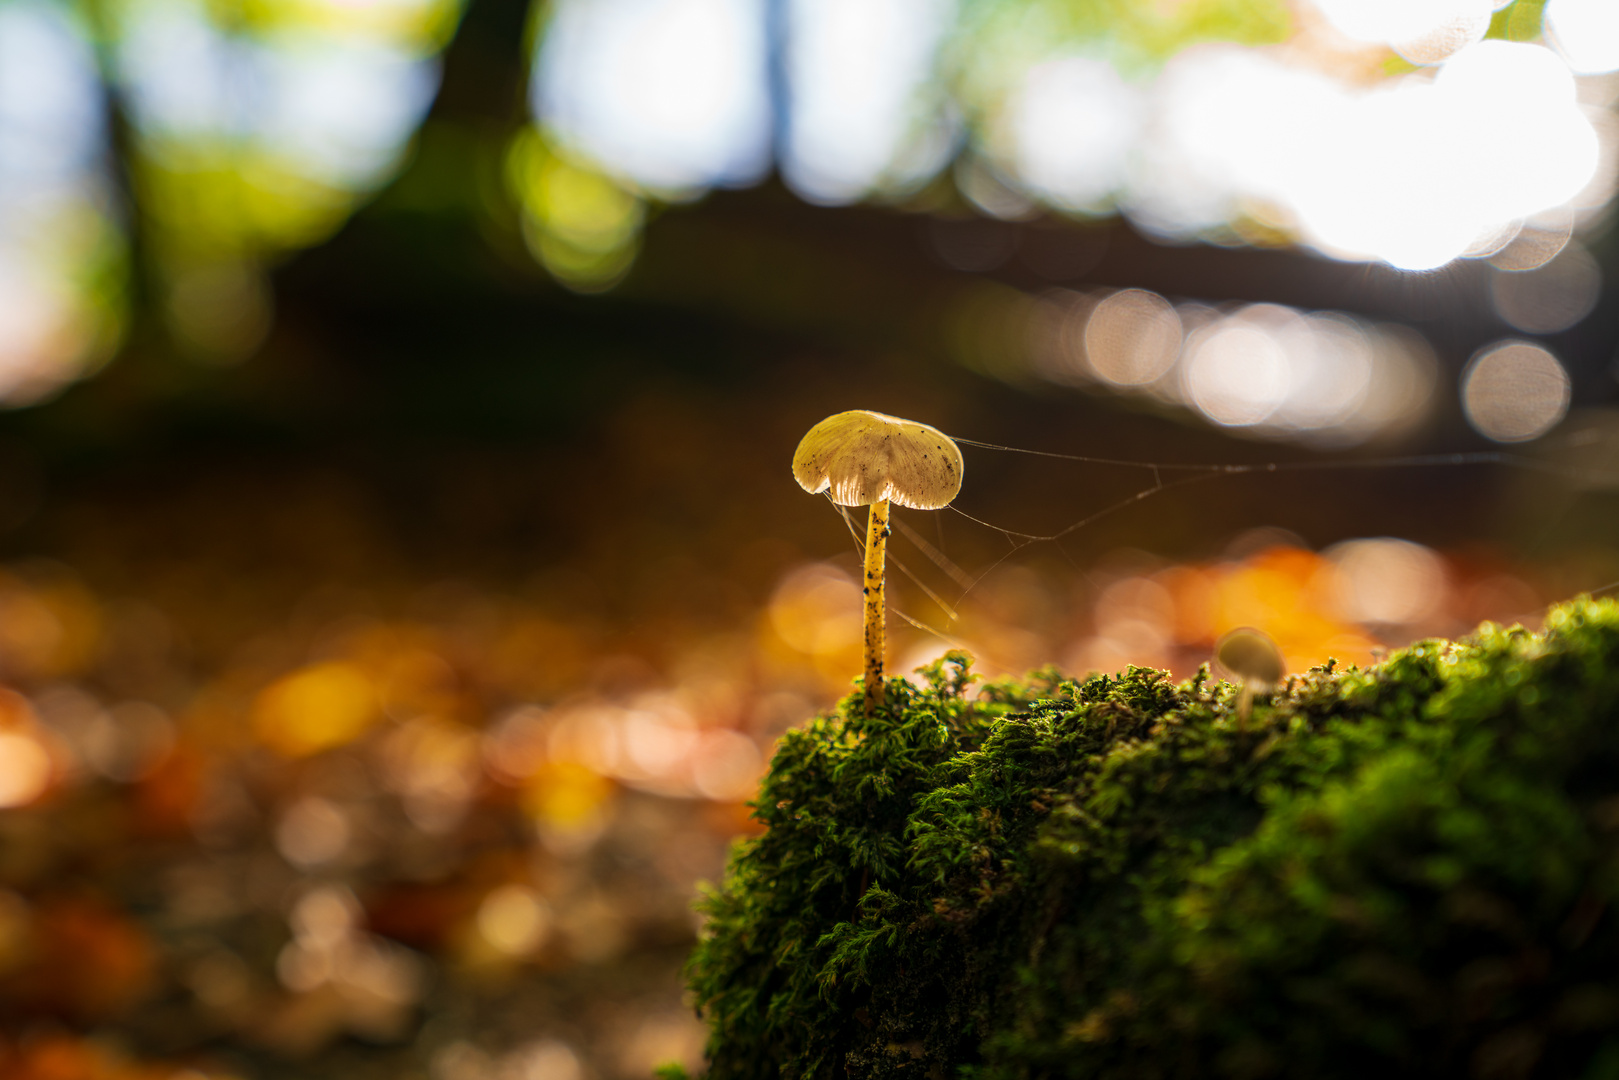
left=1, top=0, right=1618, bottom=1076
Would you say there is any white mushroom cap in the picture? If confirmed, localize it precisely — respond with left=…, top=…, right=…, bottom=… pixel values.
left=1215, top=627, right=1285, bottom=686
left=792, top=411, right=964, bottom=509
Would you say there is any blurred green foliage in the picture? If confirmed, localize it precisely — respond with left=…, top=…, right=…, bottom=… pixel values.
left=947, top=0, right=1290, bottom=112
left=957, top=0, right=1290, bottom=64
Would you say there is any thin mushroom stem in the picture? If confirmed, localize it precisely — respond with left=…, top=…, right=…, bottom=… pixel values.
left=862, top=497, right=891, bottom=715
left=1236, top=681, right=1254, bottom=733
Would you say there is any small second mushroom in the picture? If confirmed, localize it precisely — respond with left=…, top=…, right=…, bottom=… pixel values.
left=793, top=410, right=964, bottom=715
left=1215, top=626, right=1285, bottom=731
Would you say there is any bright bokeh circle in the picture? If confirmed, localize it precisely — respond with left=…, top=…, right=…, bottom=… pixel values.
left=1460, top=340, right=1571, bottom=442
left=1546, top=0, right=1619, bottom=74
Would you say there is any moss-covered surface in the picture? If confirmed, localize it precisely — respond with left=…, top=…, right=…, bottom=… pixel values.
left=688, top=598, right=1619, bottom=1079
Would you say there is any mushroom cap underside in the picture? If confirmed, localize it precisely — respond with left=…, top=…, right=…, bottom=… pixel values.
left=1215, top=627, right=1286, bottom=686
left=792, top=410, right=964, bottom=509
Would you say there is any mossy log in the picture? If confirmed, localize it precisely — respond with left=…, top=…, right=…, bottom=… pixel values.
left=688, top=599, right=1619, bottom=1079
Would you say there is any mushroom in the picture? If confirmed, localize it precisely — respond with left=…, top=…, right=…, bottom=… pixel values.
left=1214, top=626, right=1285, bottom=731
left=793, top=411, right=964, bottom=714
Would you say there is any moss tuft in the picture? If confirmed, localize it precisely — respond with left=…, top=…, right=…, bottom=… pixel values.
left=688, top=599, right=1619, bottom=1078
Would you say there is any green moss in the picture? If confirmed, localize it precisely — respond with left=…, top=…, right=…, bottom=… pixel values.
left=688, top=598, right=1619, bottom=1078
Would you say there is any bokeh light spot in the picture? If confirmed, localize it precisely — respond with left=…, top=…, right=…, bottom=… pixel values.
left=508, top=132, right=644, bottom=292
left=253, top=661, right=378, bottom=757
left=81, top=701, right=175, bottom=783
left=1461, top=340, right=1572, bottom=442
left=767, top=563, right=862, bottom=655
left=1490, top=243, right=1602, bottom=334
left=1309, top=0, right=1493, bottom=56
left=522, top=759, right=614, bottom=853
left=691, top=728, right=763, bottom=801
left=275, top=795, right=352, bottom=868
left=167, top=261, right=273, bottom=364
left=782, top=0, right=948, bottom=203
left=482, top=704, right=549, bottom=784
left=504, top=1040, right=583, bottom=1080
left=476, top=884, right=552, bottom=956
left=1010, top=56, right=1141, bottom=213
left=1326, top=538, right=1448, bottom=628
left=379, top=717, right=480, bottom=834
left=1546, top=0, right=1619, bottom=74
left=288, top=884, right=360, bottom=951
left=1183, top=321, right=1289, bottom=427
left=1083, top=289, right=1181, bottom=387
left=535, top=0, right=772, bottom=194
left=1270, top=312, right=1374, bottom=432
left=0, top=730, right=50, bottom=808
left=1489, top=213, right=1573, bottom=271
